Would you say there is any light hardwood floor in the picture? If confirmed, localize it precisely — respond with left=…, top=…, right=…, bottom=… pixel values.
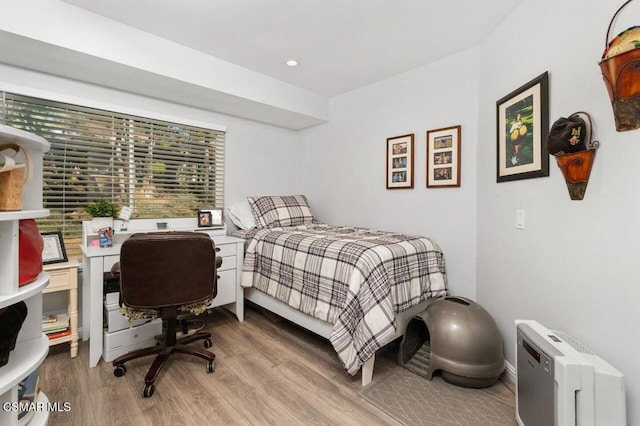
left=40, top=304, right=402, bottom=425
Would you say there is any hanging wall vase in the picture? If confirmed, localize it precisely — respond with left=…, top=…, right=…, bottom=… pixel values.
left=546, top=111, right=599, bottom=200
left=555, top=149, right=597, bottom=200
left=599, top=0, right=640, bottom=131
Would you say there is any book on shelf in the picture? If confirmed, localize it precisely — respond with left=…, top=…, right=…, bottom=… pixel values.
left=47, top=329, right=71, bottom=340
left=45, top=327, right=68, bottom=335
left=42, top=314, right=57, bottom=324
left=42, top=313, right=69, bottom=333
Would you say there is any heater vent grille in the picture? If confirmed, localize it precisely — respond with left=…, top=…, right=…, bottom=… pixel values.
left=551, top=330, right=594, bottom=355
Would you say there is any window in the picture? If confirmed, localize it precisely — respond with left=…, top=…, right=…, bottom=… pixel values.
left=1, top=92, right=225, bottom=257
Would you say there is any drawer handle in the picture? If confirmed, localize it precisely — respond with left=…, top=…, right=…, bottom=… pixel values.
left=215, top=247, right=221, bottom=252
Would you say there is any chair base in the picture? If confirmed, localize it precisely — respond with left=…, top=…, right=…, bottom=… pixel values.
left=112, top=330, right=215, bottom=397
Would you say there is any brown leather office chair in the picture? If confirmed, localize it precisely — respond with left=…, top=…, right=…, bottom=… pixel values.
left=112, top=232, right=220, bottom=397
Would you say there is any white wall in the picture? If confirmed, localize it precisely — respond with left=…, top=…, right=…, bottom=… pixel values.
left=298, top=48, right=481, bottom=299
left=477, top=0, right=640, bottom=423
left=299, top=0, right=640, bottom=422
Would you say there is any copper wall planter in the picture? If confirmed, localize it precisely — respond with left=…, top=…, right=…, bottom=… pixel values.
left=599, top=0, right=640, bottom=132
left=546, top=111, right=599, bottom=200
left=555, top=148, right=598, bottom=200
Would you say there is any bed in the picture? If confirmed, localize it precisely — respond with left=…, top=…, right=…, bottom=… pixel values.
left=230, top=195, right=448, bottom=385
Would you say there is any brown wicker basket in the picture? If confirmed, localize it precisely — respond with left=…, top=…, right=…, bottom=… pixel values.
left=0, top=144, right=31, bottom=211
left=599, top=0, right=640, bottom=131
left=0, top=168, right=24, bottom=211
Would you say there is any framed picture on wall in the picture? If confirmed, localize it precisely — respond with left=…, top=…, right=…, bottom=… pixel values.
left=496, top=71, right=549, bottom=182
left=426, top=125, right=461, bottom=188
left=386, top=133, right=414, bottom=189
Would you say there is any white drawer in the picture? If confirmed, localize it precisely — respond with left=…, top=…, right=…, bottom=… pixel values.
left=218, top=255, right=235, bottom=272
left=103, top=318, right=162, bottom=362
left=214, top=243, right=236, bottom=258
left=211, top=269, right=236, bottom=307
left=104, top=301, right=150, bottom=333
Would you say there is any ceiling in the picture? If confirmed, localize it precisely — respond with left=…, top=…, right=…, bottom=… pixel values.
left=61, top=0, right=522, bottom=98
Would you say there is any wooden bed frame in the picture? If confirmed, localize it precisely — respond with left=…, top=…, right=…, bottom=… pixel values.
left=244, top=287, right=431, bottom=386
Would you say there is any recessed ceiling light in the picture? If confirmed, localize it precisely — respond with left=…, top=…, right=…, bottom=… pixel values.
left=286, top=60, right=298, bottom=67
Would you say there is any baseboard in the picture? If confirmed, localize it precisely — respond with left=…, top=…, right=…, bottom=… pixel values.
left=500, top=360, right=516, bottom=393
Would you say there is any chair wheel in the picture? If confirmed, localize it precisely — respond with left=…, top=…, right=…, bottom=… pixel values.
left=143, top=383, right=155, bottom=398
left=114, top=365, right=127, bottom=377
left=207, top=360, right=215, bottom=373
left=204, top=338, right=212, bottom=349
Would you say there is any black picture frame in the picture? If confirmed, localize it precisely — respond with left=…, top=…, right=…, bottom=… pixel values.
left=197, top=208, right=223, bottom=228
left=197, top=210, right=213, bottom=227
left=41, top=231, right=68, bottom=264
left=496, top=71, right=549, bottom=182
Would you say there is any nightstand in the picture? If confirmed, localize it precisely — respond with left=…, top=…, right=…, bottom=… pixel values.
left=43, top=259, right=79, bottom=358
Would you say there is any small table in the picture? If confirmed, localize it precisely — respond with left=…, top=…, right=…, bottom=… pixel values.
left=43, top=259, right=80, bottom=358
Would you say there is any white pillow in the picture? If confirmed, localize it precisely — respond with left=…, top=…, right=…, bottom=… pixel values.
left=227, top=200, right=256, bottom=230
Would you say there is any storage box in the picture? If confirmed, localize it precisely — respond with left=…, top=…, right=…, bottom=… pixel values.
left=103, top=318, right=162, bottom=362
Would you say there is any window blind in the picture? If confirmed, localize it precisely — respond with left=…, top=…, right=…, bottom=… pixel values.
left=1, top=92, right=225, bottom=257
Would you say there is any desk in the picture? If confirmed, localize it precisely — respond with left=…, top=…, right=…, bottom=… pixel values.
left=81, top=234, right=244, bottom=368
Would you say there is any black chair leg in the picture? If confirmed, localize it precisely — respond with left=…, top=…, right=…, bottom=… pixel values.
left=144, top=349, right=172, bottom=383
left=112, top=345, right=163, bottom=367
left=113, top=324, right=216, bottom=397
left=177, top=331, right=211, bottom=346
left=172, top=344, right=215, bottom=374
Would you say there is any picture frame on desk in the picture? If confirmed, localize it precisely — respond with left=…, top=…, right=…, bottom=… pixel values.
left=41, top=231, right=68, bottom=264
left=197, top=210, right=212, bottom=227
left=197, top=208, right=223, bottom=228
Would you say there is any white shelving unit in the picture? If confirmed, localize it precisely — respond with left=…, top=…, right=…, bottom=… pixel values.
left=0, top=125, right=51, bottom=426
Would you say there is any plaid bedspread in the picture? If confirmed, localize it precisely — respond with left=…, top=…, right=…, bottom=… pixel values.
left=240, top=224, right=448, bottom=375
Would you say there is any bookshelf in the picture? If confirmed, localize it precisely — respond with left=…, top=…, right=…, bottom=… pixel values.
left=42, top=260, right=79, bottom=358
left=0, top=125, right=50, bottom=426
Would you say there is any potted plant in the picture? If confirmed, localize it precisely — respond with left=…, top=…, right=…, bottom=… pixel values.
left=85, top=199, right=119, bottom=232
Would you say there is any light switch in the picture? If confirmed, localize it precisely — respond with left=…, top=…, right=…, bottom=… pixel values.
left=516, top=210, right=525, bottom=230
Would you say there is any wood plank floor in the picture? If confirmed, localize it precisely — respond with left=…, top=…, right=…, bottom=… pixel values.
left=40, top=304, right=403, bottom=425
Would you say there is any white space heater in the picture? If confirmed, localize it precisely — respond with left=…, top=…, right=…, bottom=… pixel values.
left=515, top=320, right=626, bottom=426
